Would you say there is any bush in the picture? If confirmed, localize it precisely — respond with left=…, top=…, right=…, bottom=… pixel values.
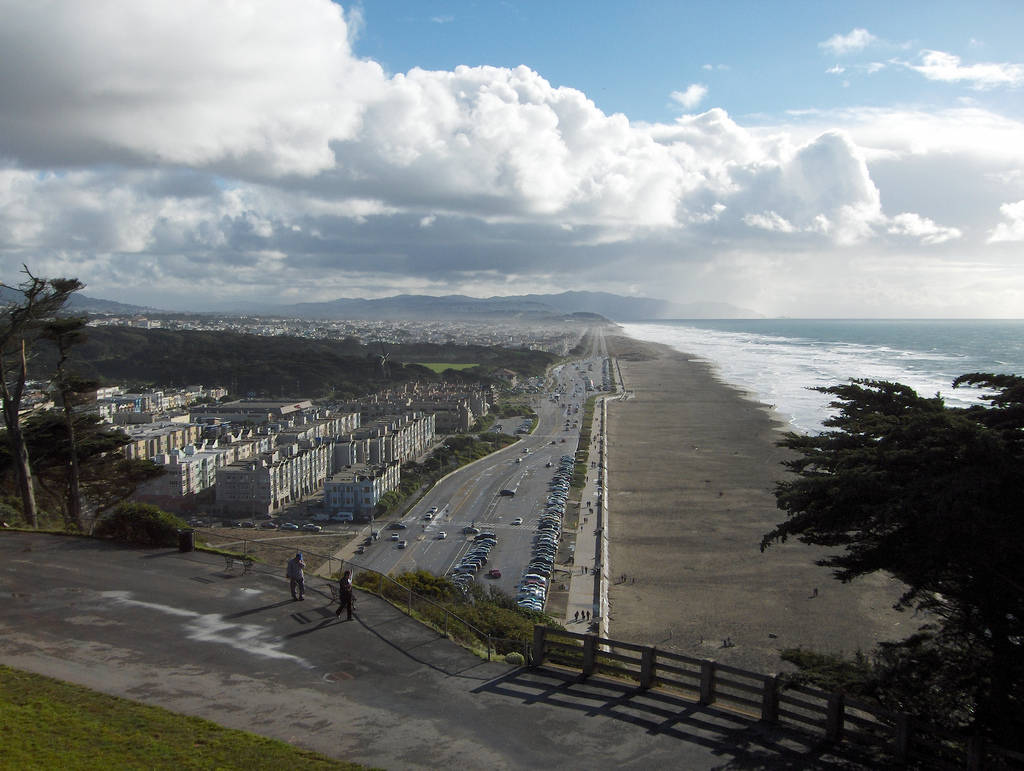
left=93, top=502, right=186, bottom=547
left=505, top=652, right=526, bottom=666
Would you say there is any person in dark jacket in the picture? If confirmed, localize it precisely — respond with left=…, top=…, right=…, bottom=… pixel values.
left=335, top=570, right=354, bottom=620
left=286, top=553, right=305, bottom=601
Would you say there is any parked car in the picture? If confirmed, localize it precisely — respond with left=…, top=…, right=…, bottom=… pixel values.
left=301, top=523, right=322, bottom=533
left=259, top=521, right=278, bottom=529
left=281, top=522, right=299, bottom=531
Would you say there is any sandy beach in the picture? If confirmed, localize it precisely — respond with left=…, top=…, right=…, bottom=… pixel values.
left=603, top=336, right=914, bottom=675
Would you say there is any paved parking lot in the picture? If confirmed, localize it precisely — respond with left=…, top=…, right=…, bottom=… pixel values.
left=0, top=532, right=880, bottom=770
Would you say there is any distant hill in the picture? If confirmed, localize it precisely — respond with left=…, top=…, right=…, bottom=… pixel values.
left=518, top=292, right=764, bottom=320
left=236, top=291, right=763, bottom=321
left=21, top=289, right=762, bottom=322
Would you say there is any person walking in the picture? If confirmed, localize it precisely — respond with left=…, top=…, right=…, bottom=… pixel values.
left=286, top=552, right=305, bottom=601
left=335, top=570, right=354, bottom=620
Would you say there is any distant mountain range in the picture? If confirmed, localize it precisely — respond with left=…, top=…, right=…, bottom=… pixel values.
left=57, top=290, right=763, bottom=321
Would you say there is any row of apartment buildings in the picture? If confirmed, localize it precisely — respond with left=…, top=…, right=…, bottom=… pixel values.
left=129, top=399, right=442, bottom=519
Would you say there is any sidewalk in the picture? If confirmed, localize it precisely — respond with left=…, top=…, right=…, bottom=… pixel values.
left=563, top=395, right=608, bottom=635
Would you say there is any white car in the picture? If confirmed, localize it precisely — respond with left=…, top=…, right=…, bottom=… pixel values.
left=512, top=518, right=523, bottom=525
left=437, top=531, right=447, bottom=540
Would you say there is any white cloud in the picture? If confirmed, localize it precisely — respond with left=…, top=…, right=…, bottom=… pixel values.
left=670, top=84, right=708, bottom=110
left=819, top=28, right=876, bottom=56
left=743, top=211, right=796, bottom=233
left=887, top=213, right=963, bottom=244
left=827, top=65, right=845, bottom=75
left=988, top=200, right=1024, bottom=242
left=0, top=0, right=1021, bottom=316
left=905, top=50, right=1024, bottom=90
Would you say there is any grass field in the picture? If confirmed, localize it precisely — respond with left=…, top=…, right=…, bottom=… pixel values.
left=416, top=362, right=478, bottom=373
left=0, top=665, right=376, bottom=770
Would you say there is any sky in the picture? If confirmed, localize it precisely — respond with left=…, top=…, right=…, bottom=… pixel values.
left=0, top=0, right=1022, bottom=318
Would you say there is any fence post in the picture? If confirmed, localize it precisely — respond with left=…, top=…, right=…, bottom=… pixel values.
left=487, top=634, right=492, bottom=662
left=444, top=611, right=449, bottom=639
left=760, top=675, right=779, bottom=723
left=582, top=634, right=597, bottom=677
left=407, top=588, right=412, bottom=616
left=531, top=625, right=546, bottom=667
left=825, top=692, right=845, bottom=742
left=966, top=735, right=985, bottom=771
left=378, top=572, right=383, bottom=596
left=699, top=660, right=716, bottom=705
left=893, top=713, right=910, bottom=764
left=639, top=646, right=656, bottom=690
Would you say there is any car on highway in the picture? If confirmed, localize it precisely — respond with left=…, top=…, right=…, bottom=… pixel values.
left=398, top=540, right=408, bottom=548
left=437, top=531, right=447, bottom=540
left=281, top=522, right=299, bottom=531
left=499, top=489, right=515, bottom=497
left=355, top=545, right=365, bottom=554
left=462, top=526, right=480, bottom=534
left=391, top=533, right=400, bottom=540
left=423, top=512, right=434, bottom=520
left=388, top=522, right=407, bottom=530
left=301, top=523, right=322, bottom=533
left=429, top=507, right=438, bottom=514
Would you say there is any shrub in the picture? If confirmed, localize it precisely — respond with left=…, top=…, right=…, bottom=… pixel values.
left=505, top=652, right=526, bottom=666
left=93, top=502, right=186, bottom=547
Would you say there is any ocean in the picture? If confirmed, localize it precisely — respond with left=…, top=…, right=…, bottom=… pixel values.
left=620, top=319, right=1024, bottom=434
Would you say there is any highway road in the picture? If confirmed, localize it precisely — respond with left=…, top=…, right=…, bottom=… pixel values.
left=353, top=348, right=610, bottom=599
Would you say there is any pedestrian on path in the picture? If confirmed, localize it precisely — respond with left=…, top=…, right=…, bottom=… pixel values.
left=335, top=570, right=354, bottom=620
left=574, top=610, right=579, bottom=622
left=286, top=553, right=305, bottom=601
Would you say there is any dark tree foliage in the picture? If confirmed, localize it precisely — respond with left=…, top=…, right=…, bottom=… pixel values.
left=0, top=269, right=84, bottom=527
left=0, top=412, right=165, bottom=532
left=762, top=375, right=1024, bottom=746
left=28, top=326, right=557, bottom=398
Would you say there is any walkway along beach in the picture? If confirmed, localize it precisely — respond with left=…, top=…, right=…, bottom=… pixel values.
left=602, top=337, right=913, bottom=675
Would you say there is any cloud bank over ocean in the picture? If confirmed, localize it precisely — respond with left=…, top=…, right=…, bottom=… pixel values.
left=0, top=0, right=1022, bottom=317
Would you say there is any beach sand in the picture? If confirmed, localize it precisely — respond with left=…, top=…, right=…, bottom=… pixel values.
left=603, top=336, right=914, bottom=675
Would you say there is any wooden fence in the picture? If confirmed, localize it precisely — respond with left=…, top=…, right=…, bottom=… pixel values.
left=531, top=625, right=1023, bottom=770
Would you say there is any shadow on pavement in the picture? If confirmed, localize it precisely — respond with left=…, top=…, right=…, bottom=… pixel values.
left=473, top=666, right=885, bottom=770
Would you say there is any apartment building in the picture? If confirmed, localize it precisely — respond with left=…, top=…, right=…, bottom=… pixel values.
left=323, top=461, right=401, bottom=521
left=122, top=421, right=202, bottom=461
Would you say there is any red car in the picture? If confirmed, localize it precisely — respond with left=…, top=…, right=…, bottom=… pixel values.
left=487, top=569, right=502, bottom=578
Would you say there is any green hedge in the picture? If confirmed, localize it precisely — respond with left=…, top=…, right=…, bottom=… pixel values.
left=93, top=502, right=186, bottom=547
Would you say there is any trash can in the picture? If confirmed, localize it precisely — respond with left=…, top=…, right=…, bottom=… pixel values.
left=178, top=528, right=195, bottom=553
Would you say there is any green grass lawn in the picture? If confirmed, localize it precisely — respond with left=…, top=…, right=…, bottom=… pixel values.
left=0, top=666, right=378, bottom=770
left=416, top=362, right=478, bottom=373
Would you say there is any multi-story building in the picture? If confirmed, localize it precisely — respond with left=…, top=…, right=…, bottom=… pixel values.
left=122, top=421, right=202, bottom=461
left=323, top=461, right=401, bottom=522
left=215, top=441, right=333, bottom=517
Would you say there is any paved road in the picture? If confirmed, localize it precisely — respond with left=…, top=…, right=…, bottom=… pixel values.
left=0, top=533, right=878, bottom=770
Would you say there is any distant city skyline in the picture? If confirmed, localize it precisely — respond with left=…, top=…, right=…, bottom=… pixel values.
left=1, top=0, right=1022, bottom=318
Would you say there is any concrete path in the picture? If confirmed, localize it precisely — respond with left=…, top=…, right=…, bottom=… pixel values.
left=0, top=533, right=881, bottom=770
left=563, top=397, right=606, bottom=635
